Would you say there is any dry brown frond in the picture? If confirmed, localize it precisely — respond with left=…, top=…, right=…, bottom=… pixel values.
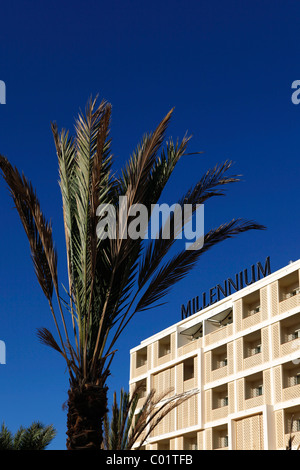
left=0, top=155, right=71, bottom=364
left=0, top=155, right=57, bottom=301
left=127, top=386, right=198, bottom=450
left=36, top=327, right=63, bottom=354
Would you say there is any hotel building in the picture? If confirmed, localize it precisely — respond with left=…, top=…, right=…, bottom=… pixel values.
left=129, top=258, right=300, bottom=450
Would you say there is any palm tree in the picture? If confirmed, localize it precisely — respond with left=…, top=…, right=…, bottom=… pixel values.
left=103, top=385, right=196, bottom=450
left=0, top=422, right=56, bottom=450
left=0, top=97, right=265, bottom=450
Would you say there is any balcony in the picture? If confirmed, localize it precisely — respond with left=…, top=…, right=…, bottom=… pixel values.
left=178, top=322, right=202, bottom=357
left=280, top=312, right=300, bottom=357
left=183, top=357, right=197, bottom=392
left=205, top=308, right=233, bottom=346
left=183, top=432, right=198, bottom=450
left=243, top=330, right=262, bottom=370
left=211, top=344, right=228, bottom=381
left=284, top=407, right=300, bottom=449
left=279, top=271, right=300, bottom=314
left=212, top=424, right=228, bottom=450
left=242, top=290, right=261, bottom=330
left=131, top=347, right=148, bottom=377
left=244, top=371, right=264, bottom=410
left=211, top=384, right=229, bottom=421
left=282, top=362, right=300, bottom=402
left=156, top=334, right=172, bottom=366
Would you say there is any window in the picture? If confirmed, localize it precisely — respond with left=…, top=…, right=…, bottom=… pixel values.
left=249, top=305, right=261, bottom=316
left=221, top=435, right=229, bottom=448
left=254, top=385, right=263, bottom=397
left=290, top=417, right=300, bottom=433
left=293, top=329, right=300, bottom=340
left=291, top=373, right=300, bottom=386
left=286, top=287, right=300, bottom=299
left=253, top=344, right=262, bottom=355
left=220, top=358, right=228, bottom=368
left=221, top=396, right=228, bottom=407
left=287, top=329, right=300, bottom=341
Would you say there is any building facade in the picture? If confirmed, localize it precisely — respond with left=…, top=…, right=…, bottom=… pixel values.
left=129, top=258, right=300, bottom=450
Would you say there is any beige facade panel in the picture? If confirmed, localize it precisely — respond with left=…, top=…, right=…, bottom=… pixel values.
left=228, top=381, right=235, bottom=415
left=275, top=409, right=284, bottom=449
left=261, top=286, right=269, bottom=321
left=151, top=408, right=176, bottom=438
left=235, top=413, right=264, bottom=450
left=272, top=322, right=281, bottom=359
left=177, top=338, right=201, bottom=357
left=274, top=365, right=282, bottom=403
left=235, top=337, right=243, bottom=372
left=177, top=395, right=198, bottom=430
left=234, top=299, right=243, bottom=332
left=197, top=430, right=204, bottom=450
left=228, top=341, right=234, bottom=375
left=204, top=351, right=212, bottom=384
left=204, top=322, right=233, bottom=347
left=205, top=428, right=213, bottom=450
left=152, top=366, right=175, bottom=399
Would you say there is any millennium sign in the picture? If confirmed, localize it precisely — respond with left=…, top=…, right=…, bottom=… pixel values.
left=181, top=256, right=271, bottom=320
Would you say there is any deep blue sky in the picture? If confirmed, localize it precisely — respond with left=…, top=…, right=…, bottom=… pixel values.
left=0, top=0, right=300, bottom=450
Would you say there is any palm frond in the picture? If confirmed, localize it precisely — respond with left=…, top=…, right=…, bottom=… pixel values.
left=36, top=327, right=63, bottom=354
left=103, top=385, right=198, bottom=450
left=137, top=160, right=239, bottom=291
left=0, top=423, right=13, bottom=450
left=90, top=109, right=176, bottom=372
left=13, top=422, right=56, bottom=450
left=135, top=219, right=266, bottom=313
left=0, top=155, right=73, bottom=366
left=0, top=156, right=56, bottom=301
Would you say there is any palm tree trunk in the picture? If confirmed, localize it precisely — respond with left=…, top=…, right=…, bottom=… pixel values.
left=66, top=383, right=108, bottom=450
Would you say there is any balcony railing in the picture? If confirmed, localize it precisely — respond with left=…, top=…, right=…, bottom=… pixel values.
left=211, top=405, right=229, bottom=421
left=244, top=351, right=262, bottom=370
left=279, top=289, right=300, bottom=314
left=244, top=394, right=264, bottom=410
left=205, top=323, right=233, bottom=346
left=211, top=364, right=228, bottom=381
